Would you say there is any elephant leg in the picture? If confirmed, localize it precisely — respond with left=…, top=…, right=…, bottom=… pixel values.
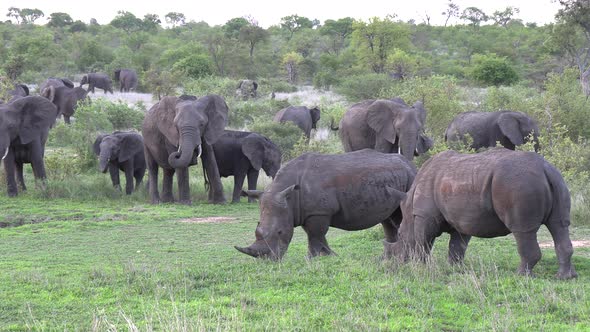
left=124, top=161, right=135, bottom=195
left=161, top=168, right=175, bottom=203
left=109, top=164, right=121, bottom=191
left=16, top=161, right=26, bottom=191
left=176, top=167, right=191, bottom=205
left=303, top=216, right=334, bottom=258
left=246, top=169, right=260, bottom=203
left=29, top=141, right=46, bottom=190
left=232, top=172, right=246, bottom=204
left=201, top=143, right=226, bottom=204
left=3, top=150, right=18, bottom=197
left=545, top=222, right=577, bottom=279
left=513, top=231, right=542, bottom=277
left=64, top=115, right=71, bottom=125
left=382, top=208, right=403, bottom=242
left=145, top=150, right=160, bottom=204
left=447, top=230, right=472, bottom=264
left=134, top=168, right=145, bottom=191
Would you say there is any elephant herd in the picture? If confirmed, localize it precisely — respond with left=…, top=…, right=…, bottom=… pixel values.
left=0, top=89, right=577, bottom=279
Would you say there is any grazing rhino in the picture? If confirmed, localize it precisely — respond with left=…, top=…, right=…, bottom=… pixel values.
left=237, top=149, right=416, bottom=260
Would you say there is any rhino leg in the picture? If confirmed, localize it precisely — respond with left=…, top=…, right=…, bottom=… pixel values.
left=303, top=216, right=334, bottom=258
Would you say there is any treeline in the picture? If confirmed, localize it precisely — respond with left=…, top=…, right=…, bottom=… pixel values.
left=0, top=3, right=575, bottom=93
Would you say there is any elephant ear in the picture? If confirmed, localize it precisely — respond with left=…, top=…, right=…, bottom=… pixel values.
left=156, top=96, right=180, bottom=146
left=93, top=134, right=108, bottom=155
left=309, top=107, right=321, bottom=128
left=17, top=84, right=29, bottom=96
left=114, top=69, right=121, bottom=81
left=202, top=95, right=229, bottom=144
left=367, top=100, right=397, bottom=145
left=11, top=96, right=58, bottom=144
left=242, top=135, right=265, bottom=170
left=237, top=80, right=244, bottom=89
left=41, top=85, right=56, bottom=103
left=252, top=81, right=258, bottom=91
left=118, top=133, right=144, bottom=162
left=498, top=113, right=524, bottom=146
left=412, top=101, right=427, bottom=126
left=416, top=133, right=433, bottom=155
left=61, top=78, right=74, bottom=89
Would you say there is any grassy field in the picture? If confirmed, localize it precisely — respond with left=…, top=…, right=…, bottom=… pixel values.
left=0, top=175, right=589, bottom=331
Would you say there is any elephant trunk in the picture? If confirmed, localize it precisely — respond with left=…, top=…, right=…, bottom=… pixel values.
left=168, top=127, right=201, bottom=168
left=99, top=150, right=110, bottom=173
left=399, top=130, right=418, bottom=161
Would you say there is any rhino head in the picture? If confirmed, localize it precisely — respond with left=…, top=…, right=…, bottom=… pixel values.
left=235, top=185, right=299, bottom=260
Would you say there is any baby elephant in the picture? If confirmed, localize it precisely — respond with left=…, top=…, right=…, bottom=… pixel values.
left=384, top=148, right=577, bottom=279
left=93, top=131, right=146, bottom=194
left=236, top=149, right=416, bottom=260
left=212, top=130, right=282, bottom=203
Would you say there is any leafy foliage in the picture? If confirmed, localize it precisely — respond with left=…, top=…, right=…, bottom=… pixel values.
left=469, top=54, right=519, bottom=86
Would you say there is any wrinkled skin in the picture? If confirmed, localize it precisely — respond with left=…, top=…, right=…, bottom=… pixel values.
left=0, top=96, right=58, bottom=197
left=38, top=77, right=74, bottom=93
left=274, top=106, right=320, bottom=139
left=114, top=69, right=138, bottom=92
left=236, top=149, right=416, bottom=260
left=445, top=111, right=540, bottom=152
left=80, top=73, right=113, bottom=94
left=93, top=131, right=146, bottom=195
left=339, top=98, right=433, bottom=162
left=213, top=130, right=282, bottom=203
left=142, top=95, right=228, bottom=205
left=7, top=84, right=29, bottom=102
left=236, top=79, right=258, bottom=99
left=41, top=85, right=89, bottom=124
left=384, top=148, right=577, bottom=280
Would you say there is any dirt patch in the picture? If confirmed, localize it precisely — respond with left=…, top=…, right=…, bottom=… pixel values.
left=177, top=217, right=236, bottom=224
left=539, top=240, right=590, bottom=248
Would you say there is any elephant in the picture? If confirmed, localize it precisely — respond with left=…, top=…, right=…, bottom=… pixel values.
left=236, top=79, right=258, bottom=99
left=273, top=106, right=320, bottom=139
left=236, top=149, right=416, bottom=260
left=338, top=98, right=433, bottom=161
left=114, top=69, right=138, bottom=92
left=38, top=77, right=74, bottom=93
left=41, top=85, right=89, bottom=124
left=212, top=130, right=282, bottom=203
left=445, top=111, right=540, bottom=152
left=8, top=84, right=29, bottom=101
left=0, top=96, right=58, bottom=197
left=383, top=148, right=577, bottom=280
left=142, top=94, right=229, bottom=205
left=93, top=131, right=146, bottom=195
left=80, top=73, right=113, bottom=94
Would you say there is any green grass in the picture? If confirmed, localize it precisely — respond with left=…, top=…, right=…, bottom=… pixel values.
left=0, top=169, right=589, bottom=330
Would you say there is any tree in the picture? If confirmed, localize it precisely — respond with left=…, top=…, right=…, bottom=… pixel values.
left=239, top=24, right=268, bottom=61
left=6, top=7, right=21, bottom=24
left=223, top=17, right=249, bottom=39
left=110, top=11, right=143, bottom=34
left=461, top=7, right=488, bottom=29
left=282, top=52, right=304, bottom=83
left=280, top=15, right=314, bottom=39
left=442, top=0, right=460, bottom=27
left=469, top=54, right=518, bottom=86
left=164, top=12, right=185, bottom=28
left=351, top=17, right=412, bottom=73
left=142, top=14, right=161, bottom=33
left=203, top=27, right=232, bottom=75
left=20, top=8, right=44, bottom=24
left=320, top=17, right=354, bottom=55
left=47, top=12, right=73, bottom=28
left=492, top=7, right=520, bottom=27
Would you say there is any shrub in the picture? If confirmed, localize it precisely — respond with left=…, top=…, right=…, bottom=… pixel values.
left=288, top=134, right=343, bottom=160
left=100, top=100, right=145, bottom=130
left=172, top=54, right=214, bottom=80
left=183, top=76, right=237, bottom=99
left=249, top=121, right=306, bottom=160
left=469, top=53, right=519, bottom=86
left=227, top=99, right=290, bottom=129
left=335, top=73, right=394, bottom=101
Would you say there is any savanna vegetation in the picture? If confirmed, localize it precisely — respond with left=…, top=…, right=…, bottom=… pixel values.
left=1, top=0, right=590, bottom=330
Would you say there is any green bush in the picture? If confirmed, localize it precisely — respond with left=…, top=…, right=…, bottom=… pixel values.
left=256, top=78, right=298, bottom=96
left=250, top=121, right=306, bottom=160
left=478, top=85, right=543, bottom=116
left=288, top=134, right=343, bottom=160
left=335, top=73, right=394, bottom=101
left=98, top=100, right=145, bottom=130
left=227, top=99, right=290, bottom=129
left=183, top=76, right=237, bottom=99
left=172, top=54, right=214, bottom=80
left=469, top=53, right=519, bottom=86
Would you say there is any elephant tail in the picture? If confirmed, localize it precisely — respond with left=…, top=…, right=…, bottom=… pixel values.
left=544, top=161, right=571, bottom=227
left=202, top=161, right=210, bottom=192
left=329, top=117, right=339, bottom=131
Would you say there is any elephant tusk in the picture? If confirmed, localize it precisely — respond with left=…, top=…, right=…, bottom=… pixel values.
left=196, top=145, right=202, bottom=159
left=177, top=145, right=181, bottom=153
left=1, top=147, right=8, bottom=160
left=397, top=146, right=401, bottom=154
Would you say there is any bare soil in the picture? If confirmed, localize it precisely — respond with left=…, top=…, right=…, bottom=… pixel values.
left=177, top=216, right=236, bottom=224
left=539, top=240, right=590, bottom=248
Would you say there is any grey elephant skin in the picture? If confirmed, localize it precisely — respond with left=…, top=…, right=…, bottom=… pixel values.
left=236, top=79, right=258, bottom=99
left=237, top=149, right=416, bottom=260
left=80, top=73, right=113, bottom=94
left=41, top=85, right=89, bottom=124
left=6, top=83, right=29, bottom=102
left=142, top=95, right=228, bottom=205
left=38, top=77, right=74, bottom=93
left=213, top=130, right=282, bottom=203
left=339, top=98, right=432, bottom=161
left=384, top=148, right=577, bottom=279
left=114, top=69, right=138, bottom=92
left=274, top=105, right=320, bottom=139
left=445, top=111, right=540, bottom=152
left=0, top=96, right=58, bottom=197
left=93, top=131, right=146, bottom=195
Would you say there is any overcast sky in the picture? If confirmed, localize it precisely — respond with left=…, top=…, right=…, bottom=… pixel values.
left=0, top=0, right=562, bottom=27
